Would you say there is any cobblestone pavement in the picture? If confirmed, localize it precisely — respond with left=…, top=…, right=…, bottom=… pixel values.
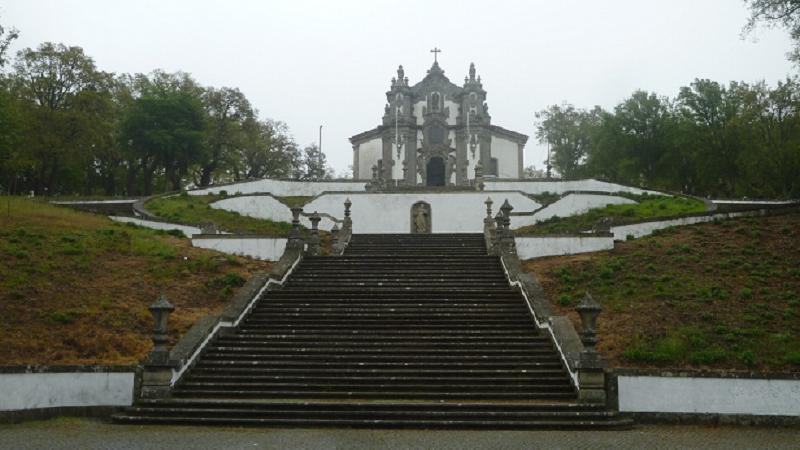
left=1, top=418, right=799, bottom=450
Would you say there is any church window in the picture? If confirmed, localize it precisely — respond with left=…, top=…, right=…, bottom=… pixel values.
left=470, top=92, right=477, bottom=101
left=429, top=126, right=445, bottom=145
left=431, top=92, right=440, bottom=111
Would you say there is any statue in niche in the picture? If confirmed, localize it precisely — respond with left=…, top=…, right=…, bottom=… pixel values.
left=410, top=201, right=431, bottom=234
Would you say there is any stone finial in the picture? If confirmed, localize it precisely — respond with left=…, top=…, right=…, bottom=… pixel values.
left=147, top=294, right=174, bottom=365
left=199, top=221, right=218, bottom=235
left=307, top=212, right=322, bottom=256
left=500, top=199, right=513, bottom=230
left=289, top=207, right=303, bottom=239
left=484, top=197, right=493, bottom=219
left=371, top=165, right=378, bottom=180
left=576, top=292, right=602, bottom=351
left=343, top=198, right=352, bottom=229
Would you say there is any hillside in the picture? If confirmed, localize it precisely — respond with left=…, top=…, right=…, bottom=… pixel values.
left=524, top=212, right=800, bottom=371
left=0, top=197, right=272, bottom=365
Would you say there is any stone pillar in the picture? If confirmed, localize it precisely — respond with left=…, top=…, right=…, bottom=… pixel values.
left=288, top=207, right=304, bottom=250
left=479, top=131, right=491, bottom=170
left=352, top=144, right=360, bottom=179
left=455, top=130, right=468, bottom=186
left=576, top=292, right=608, bottom=404
left=140, top=295, right=175, bottom=399
left=306, top=212, right=321, bottom=256
left=381, top=135, right=394, bottom=182
left=405, top=129, right=417, bottom=186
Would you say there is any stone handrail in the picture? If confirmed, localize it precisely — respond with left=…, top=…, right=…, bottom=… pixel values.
left=484, top=196, right=608, bottom=404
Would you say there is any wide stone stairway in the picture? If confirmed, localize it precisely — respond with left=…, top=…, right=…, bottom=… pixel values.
left=114, top=233, right=631, bottom=428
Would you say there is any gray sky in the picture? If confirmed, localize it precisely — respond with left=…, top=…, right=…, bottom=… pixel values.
left=2, top=0, right=795, bottom=175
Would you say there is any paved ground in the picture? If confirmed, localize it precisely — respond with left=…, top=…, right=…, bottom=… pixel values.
left=1, top=418, right=799, bottom=449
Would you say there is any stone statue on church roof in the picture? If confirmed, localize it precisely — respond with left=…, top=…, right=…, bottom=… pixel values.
left=469, top=62, right=476, bottom=81
left=397, top=65, right=404, bottom=81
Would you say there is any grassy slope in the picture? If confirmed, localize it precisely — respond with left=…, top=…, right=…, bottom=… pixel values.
left=0, top=197, right=272, bottom=365
left=146, top=193, right=294, bottom=235
left=516, top=194, right=706, bottom=235
left=524, top=213, right=800, bottom=371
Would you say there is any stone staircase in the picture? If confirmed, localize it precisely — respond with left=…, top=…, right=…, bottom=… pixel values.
left=113, top=233, right=631, bottom=428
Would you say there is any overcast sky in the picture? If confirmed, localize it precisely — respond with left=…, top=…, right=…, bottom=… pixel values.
left=2, top=0, right=795, bottom=174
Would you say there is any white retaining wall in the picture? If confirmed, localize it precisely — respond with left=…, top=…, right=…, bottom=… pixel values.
left=510, top=194, right=636, bottom=229
left=0, top=372, right=134, bottom=411
left=618, top=375, right=800, bottom=416
left=109, top=216, right=201, bottom=237
left=209, top=195, right=338, bottom=230
left=515, top=235, right=615, bottom=260
left=191, top=237, right=288, bottom=261
left=485, top=179, right=662, bottom=196
left=189, top=179, right=366, bottom=197
left=303, top=192, right=541, bottom=234
left=611, top=211, right=751, bottom=240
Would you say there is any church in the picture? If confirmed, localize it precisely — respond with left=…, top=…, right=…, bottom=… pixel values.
left=350, top=55, right=528, bottom=186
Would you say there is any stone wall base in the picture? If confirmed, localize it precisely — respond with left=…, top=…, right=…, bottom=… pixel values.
left=0, top=406, right=124, bottom=424
left=629, top=412, right=800, bottom=427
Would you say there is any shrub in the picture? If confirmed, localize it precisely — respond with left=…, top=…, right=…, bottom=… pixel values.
left=739, top=287, right=753, bottom=300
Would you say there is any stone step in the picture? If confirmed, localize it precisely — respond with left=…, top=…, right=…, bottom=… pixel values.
left=169, top=389, right=576, bottom=400
left=176, top=382, right=574, bottom=392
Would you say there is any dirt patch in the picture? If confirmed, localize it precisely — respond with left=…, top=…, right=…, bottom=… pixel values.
left=0, top=198, right=272, bottom=365
left=524, top=213, right=800, bottom=371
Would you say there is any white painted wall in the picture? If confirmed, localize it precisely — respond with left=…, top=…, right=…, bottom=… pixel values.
left=301, top=192, right=541, bottom=233
left=490, top=137, right=519, bottom=178
left=358, top=137, right=383, bottom=179
left=109, top=216, right=201, bottom=237
left=508, top=194, right=637, bottom=229
left=611, top=211, right=750, bottom=240
left=0, top=372, right=134, bottom=411
left=192, top=237, right=288, bottom=261
left=515, top=235, right=615, bottom=260
left=208, top=195, right=338, bottom=230
left=189, top=179, right=366, bottom=197
left=211, top=196, right=293, bottom=223
left=618, top=375, right=800, bottom=416
left=485, top=179, right=663, bottom=196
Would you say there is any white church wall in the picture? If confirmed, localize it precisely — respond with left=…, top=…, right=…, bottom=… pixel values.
left=484, top=179, right=662, bottom=196
left=490, top=137, right=520, bottom=178
left=515, top=235, right=615, bottom=260
left=189, top=179, right=366, bottom=197
left=358, top=138, right=383, bottom=179
left=191, top=236, right=288, bottom=261
left=302, top=192, right=541, bottom=234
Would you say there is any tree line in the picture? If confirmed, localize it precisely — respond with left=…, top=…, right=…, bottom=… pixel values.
left=534, top=78, right=800, bottom=199
left=0, top=32, right=333, bottom=196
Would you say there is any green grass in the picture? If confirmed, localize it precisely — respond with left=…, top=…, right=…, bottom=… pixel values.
left=516, top=193, right=706, bottom=235
left=146, top=193, right=293, bottom=236
left=0, top=196, right=271, bottom=365
left=276, top=196, right=313, bottom=208
left=526, top=213, right=800, bottom=371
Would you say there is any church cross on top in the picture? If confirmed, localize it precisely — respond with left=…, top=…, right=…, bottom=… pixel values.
left=430, top=47, right=442, bottom=63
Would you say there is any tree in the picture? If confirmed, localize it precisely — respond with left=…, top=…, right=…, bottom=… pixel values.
left=0, top=16, right=19, bottom=69
left=534, top=104, right=600, bottom=178
left=120, top=90, right=207, bottom=193
left=300, top=143, right=333, bottom=180
left=10, top=43, right=114, bottom=195
left=744, top=0, right=800, bottom=62
left=233, top=118, right=302, bottom=180
left=197, top=87, right=253, bottom=187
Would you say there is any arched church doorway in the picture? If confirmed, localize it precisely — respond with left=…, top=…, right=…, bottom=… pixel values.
left=426, top=157, right=445, bottom=186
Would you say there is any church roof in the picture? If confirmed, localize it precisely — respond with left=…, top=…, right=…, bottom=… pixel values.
left=409, top=61, right=463, bottom=97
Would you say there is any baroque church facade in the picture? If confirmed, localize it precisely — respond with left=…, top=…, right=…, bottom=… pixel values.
left=350, top=60, right=528, bottom=186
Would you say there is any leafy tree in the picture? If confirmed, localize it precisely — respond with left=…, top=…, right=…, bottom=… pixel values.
left=233, top=118, right=302, bottom=180
left=197, top=87, right=253, bottom=187
left=10, top=43, right=114, bottom=195
left=745, top=0, right=800, bottom=62
left=120, top=89, right=207, bottom=193
left=300, top=143, right=333, bottom=180
left=0, top=17, right=18, bottom=69
left=534, top=104, right=600, bottom=178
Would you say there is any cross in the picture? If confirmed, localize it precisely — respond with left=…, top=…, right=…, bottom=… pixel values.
left=430, top=47, right=441, bottom=63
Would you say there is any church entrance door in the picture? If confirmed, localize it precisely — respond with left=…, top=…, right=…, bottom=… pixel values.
left=426, top=157, right=445, bottom=186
